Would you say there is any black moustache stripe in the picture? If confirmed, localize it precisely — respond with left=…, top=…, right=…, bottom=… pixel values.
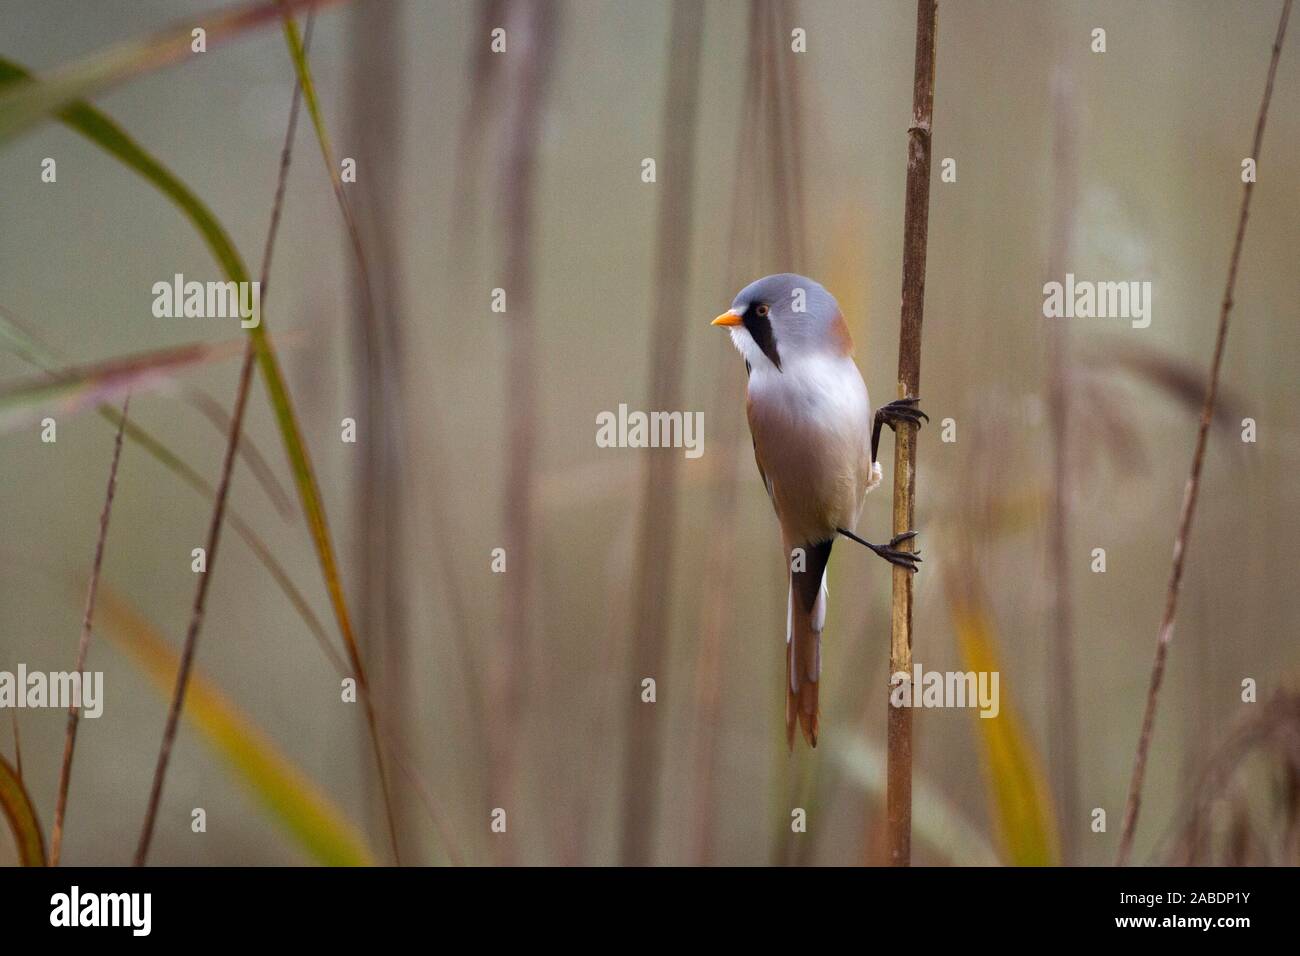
left=743, top=307, right=782, bottom=371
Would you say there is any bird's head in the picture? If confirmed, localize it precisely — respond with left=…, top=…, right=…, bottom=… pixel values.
left=711, top=273, right=852, bottom=373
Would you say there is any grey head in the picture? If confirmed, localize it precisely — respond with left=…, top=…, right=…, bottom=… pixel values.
left=712, top=274, right=848, bottom=372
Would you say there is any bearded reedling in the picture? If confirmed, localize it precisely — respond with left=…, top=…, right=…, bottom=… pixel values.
left=713, top=274, right=927, bottom=748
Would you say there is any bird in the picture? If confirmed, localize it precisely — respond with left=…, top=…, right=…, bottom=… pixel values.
left=712, top=274, right=927, bottom=749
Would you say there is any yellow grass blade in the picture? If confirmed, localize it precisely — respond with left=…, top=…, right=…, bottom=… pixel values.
left=0, top=50, right=381, bottom=833
left=951, top=600, right=1060, bottom=866
left=0, top=753, right=46, bottom=866
left=96, top=587, right=375, bottom=866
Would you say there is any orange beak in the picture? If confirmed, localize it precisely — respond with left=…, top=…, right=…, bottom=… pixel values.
left=711, top=309, right=743, bottom=327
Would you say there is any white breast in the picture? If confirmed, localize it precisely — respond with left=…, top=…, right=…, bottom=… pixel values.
left=747, top=351, right=873, bottom=545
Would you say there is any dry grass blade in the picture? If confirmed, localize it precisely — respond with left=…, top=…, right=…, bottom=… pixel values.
left=0, top=307, right=293, bottom=518
left=0, top=337, right=244, bottom=430
left=50, top=394, right=130, bottom=867
left=4, top=45, right=420, bottom=862
left=0, top=0, right=346, bottom=144
left=178, top=386, right=294, bottom=517
left=1081, top=343, right=1248, bottom=440
left=133, top=350, right=258, bottom=867
left=0, top=318, right=346, bottom=678
left=1168, top=689, right=1300, bottom=865
left=1116, top=0, right=1292, bottom=866
left=0, top=753, right=45, bottom=866
left=1, top=32, right=390, bottom=864
left=0, top=55, right=365, bottom=714
left=135, top=30, right=309, bottom=865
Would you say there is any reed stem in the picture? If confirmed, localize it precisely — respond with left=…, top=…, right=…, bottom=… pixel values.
left=1116, top=0, right=1292, bottom=866
left=887, top=0, right=939, bottom=868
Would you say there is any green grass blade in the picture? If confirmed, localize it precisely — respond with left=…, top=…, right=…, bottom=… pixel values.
left=0, top=310, right=344, bottom=677
left=0, top=58, right=248, bottom=277
left=0, top=753, right=46, bottom=866
left=0, top=52, right=365, bottom=733
left=269, top=19, right=369, bottom=617
left=1, top=18, right=385, bottom=855
left=0, top=0, right=344, bottom=145
left=271, top=15, right=404, bottom=863
left=279, top=15, right=339, bottom=186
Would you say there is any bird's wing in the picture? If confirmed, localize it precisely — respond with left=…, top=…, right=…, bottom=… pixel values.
left=752, top=436, right=774, bottom=502
left=746, top=397, right=776, bottom=504
left=743, top=358, right=776, bottom=502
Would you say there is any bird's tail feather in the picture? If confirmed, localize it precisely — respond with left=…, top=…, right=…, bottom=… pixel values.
left=787, top=538, right=832, bottom=749
left=786, top=605, right=822, bottom=748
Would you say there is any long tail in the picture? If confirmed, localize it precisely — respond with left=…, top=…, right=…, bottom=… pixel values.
left=787, top=538, right=832, bottom=749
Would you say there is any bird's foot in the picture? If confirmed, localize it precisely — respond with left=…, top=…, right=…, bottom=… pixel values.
left=878, top=397, right=930, bottom=430
left=871, top=397, right=929, bottom=464
left=869, top=530, right=921, bottom=572
left=836, top=528, right=921, bottom=573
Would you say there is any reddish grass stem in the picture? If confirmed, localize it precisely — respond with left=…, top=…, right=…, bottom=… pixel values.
left=50, top=394, right=131, bottom=866
left=1116, top=0, right=1292, bottom=866
left=134, top=17, right=309, bottom=865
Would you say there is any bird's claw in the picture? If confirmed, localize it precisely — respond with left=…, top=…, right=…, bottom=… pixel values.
left=869, top=530, right=921, bottom=573
left=879, top=397, right=929, bottom=430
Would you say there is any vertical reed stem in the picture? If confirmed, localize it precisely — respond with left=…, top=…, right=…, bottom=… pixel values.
left=887, top=0, right=938, bottom=868
left=490, top=0, right=559, bottom=864
left=619, top=0, right=705, bottom=866
left=1116, top=0, right=1291, bottom=866
left=346, top=0, right=414, bottom=855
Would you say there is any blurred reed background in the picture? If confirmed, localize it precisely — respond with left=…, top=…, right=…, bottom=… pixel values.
left=1, top=0, right=1298, bottom=866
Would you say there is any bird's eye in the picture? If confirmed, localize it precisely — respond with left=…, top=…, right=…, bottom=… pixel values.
left=756, top=304, right=770, bottom=317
